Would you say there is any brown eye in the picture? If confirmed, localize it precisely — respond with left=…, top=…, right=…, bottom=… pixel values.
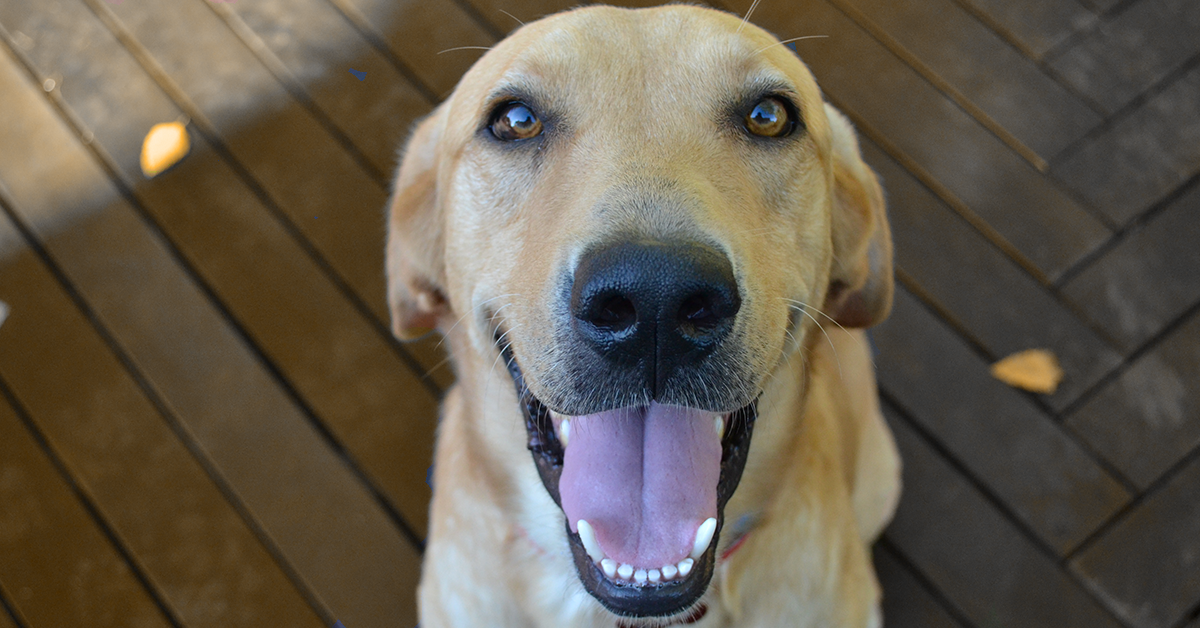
left=490, top=102, right=543, bottom=141
left=745, top=97, right=792, bottom=137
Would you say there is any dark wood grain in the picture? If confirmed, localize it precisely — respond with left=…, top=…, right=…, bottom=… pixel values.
left=883, top=402, right=1126, bottom=628
left=0, top=34, right=421, bottom=628
left=873, top=544, right=965, bottom=628
left=337, top=0, right=500, bottom=97
left=1061, top=180, right=1200, bottom=351
left=1052, top=63, right=1200, bottom=226
left=1071, top=454, right=1200, bottom=628
left=1048, top=0, right=1200, bottom=115
left=0, top=597, right=18, bottom=628
left=837, top=0, right=1101, bottom=162
left=950, top=0, right=1098, bottom=60
left=1067, top=311, right=1200, bottom=489
left=1, top=0, right=443, bottom=542
left=0, top=390, right=173, bottom=628
left=873, top=287, right=1129, bottom=552
left=860, top=138, right=1122, bottom=410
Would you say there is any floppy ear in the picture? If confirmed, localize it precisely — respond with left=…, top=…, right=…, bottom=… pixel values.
left=386, top=104, right=450, bottom=340
left=822, top=103, right=894, bottom=329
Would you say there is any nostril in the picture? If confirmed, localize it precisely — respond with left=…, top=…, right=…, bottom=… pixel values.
left=593, top=295, right=637, bottom=333
left=678, top=293, right=720, bottom=334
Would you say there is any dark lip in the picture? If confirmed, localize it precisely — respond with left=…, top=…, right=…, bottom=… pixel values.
left=498, top=336, right=760, bottom=618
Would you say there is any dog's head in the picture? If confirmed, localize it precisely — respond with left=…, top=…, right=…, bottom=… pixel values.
left=386, top=5, right=891, bottom=620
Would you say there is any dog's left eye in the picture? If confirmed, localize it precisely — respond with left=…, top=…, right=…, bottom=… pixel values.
left=490, top=102, right=543, bottom=141
left=745, top=97, right=794, bottom=138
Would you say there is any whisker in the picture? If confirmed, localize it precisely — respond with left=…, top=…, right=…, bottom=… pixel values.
left=781, top=297, right=865, bottom=352
left=784, top=300, right=845, bottom=385
left=737, top=0, right=763, bottom=33
left=753, top=35, right=829, bottom=57
left=484, top=323, right=524, bottom=404
left=437, top=45, right=494, bottom=55
left=436, top=293, right=522, bottom=350
left=498, top=9, right=525, bottom=26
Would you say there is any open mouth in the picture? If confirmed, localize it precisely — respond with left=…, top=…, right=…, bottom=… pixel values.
left=499, top=339, right=759, bottom=618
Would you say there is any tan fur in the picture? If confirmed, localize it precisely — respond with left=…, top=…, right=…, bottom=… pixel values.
left=385, top=6, right=900, bottom=626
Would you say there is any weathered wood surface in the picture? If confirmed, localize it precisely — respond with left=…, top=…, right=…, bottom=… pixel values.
left=1, top=0, right=1197, bottom=625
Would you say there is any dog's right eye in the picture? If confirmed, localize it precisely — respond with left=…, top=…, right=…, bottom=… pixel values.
left=490, top=102, right=543, bottom=141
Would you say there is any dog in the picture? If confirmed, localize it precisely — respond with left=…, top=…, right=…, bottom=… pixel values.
left=385, top=5, right=900, bottom=626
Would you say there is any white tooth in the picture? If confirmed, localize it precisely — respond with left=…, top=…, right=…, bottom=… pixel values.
left=601, top=558, right=617, bottom=578
left=576, top=520, right=604, bottom=563
left=715, top=414, right=725, bottom=440
left=560, top=418, right=571, bottom=448
left=648, top=569, right=661, bottom=583
left=634, top=569, right=647, bottom=584
left=662, top=564, right=678, bottom=580
left=617, top=563, right=634, bottom=580
left=678, top=558, right=694, bottom=577
left=691, top=517, right=717, bottom=559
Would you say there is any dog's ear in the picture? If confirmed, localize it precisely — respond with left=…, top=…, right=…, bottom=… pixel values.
left=386, top=104, right=450, bottom=340
left=822, top=103, right=894, bottom=329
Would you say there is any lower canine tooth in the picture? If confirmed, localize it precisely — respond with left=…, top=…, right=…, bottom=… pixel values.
left=617, top=563, right=634, bottom=580
left=648, top=569, right=661, bottom=583
left=691, top=517, right=717, bottom=559
left=715, top=414, right=725, bottom=440
left=662, top=564, right=678, bottom=580
left=576, top=520, right=604, bottom=563
left=678, top=558, right=694, bottom=577
left=601, top=559, right=617, bottom=578
left=634, top=569, right=647, bottom=584
left=560, top=418, right=570, bottom=447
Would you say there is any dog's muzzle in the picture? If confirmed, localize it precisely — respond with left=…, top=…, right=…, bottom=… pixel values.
left=497, top=240, right=761, bottom=619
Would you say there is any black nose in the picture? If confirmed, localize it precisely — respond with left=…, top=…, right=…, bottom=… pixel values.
left=570, top=241, right=741, bottom=396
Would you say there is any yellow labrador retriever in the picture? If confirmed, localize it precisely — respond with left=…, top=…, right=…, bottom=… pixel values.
left=386, top=5, right=900, bottom=626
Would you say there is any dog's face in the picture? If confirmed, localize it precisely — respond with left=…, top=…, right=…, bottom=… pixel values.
left=387, top=5, right=891, bottom=620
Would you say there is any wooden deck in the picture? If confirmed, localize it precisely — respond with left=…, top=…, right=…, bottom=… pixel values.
left=0, top=0, right=1197, bottom=626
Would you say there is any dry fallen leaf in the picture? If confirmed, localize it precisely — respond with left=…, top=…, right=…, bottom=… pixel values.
left=140, top=121, right=190, bottom=177
left=991, top=348, right=1063, bottom=394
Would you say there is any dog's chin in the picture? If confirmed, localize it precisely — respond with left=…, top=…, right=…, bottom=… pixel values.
left=499, top=341, right=759, bottom=619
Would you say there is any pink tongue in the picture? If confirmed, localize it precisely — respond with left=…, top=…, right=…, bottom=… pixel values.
left=559, top=403, right=722, bottom=568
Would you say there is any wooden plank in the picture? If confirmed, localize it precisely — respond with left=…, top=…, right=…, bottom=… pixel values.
left=0, top=392, right=173, bottom=628
left=1071, top=454, right=1200, bottom=628
left=1047, top=0, right=1200, bottom=115
left=0, top=213, right=335, bottom=628
left=872, top=287, right=1130, bottom=553
left=200, top=0, right=461, bottom=388
left=873, top=544, right=965, bottom=628
left=1052, top=63, right=1200, bottom=226
left=1066, top=310, right=1200, bottom=489
left=0, top=43, right=331, bottom=628
left=0, top=597, right=18, bottom=628
left=950, top=0, right=1098, bottom=60
left=882, top=401, right=1127, bottom=628
left=89, top=0, right=451, bottom=387
left=1061, top=180, right=1200, bottom=351
left=860, top=137, right=1122, bottom=410
left=0, top=0, right=442, bottom=537
left=0, top=200, right=421, bottom=628
left=722, top=0, right=1111, bottom=281
left=329, top=0, right=499, bottom=98
left=51, top=0, right=378, bottom=327
left=213, top=0, right=433, bottom=177
left=836, top=0, right=1101, bottom=162
left=458, top=0, right=667, bottom=35
left=0, top=42, right=420, bottom=628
